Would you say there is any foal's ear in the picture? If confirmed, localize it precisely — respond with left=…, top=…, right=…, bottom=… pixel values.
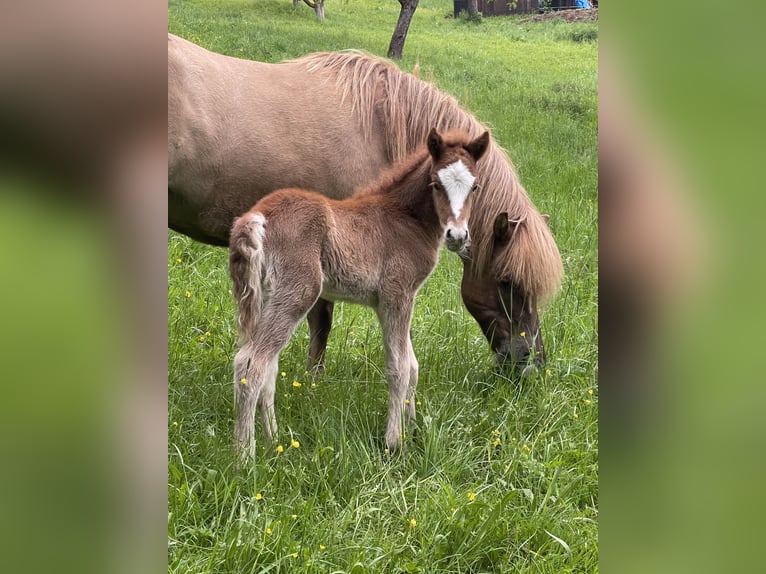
left=466, top=131, right=490, bottom=161
left=427, top=127, right=443, bottom=160
left=493, top=212, right=518, bottom=244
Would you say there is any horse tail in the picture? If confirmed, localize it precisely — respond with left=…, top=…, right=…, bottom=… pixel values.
left=229, top=212, right=267, bottom=343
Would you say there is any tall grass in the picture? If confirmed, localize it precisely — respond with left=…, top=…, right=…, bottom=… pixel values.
left=169, top=1, right=597, bottom=571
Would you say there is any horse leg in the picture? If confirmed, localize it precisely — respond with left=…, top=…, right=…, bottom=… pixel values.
left=405, top=335, right=418, bottom=424
left=306, top=298, right=334, bottom=373
left=234, top=273, right=322, bottom=458
left=377, top=298, right=414, bottom=451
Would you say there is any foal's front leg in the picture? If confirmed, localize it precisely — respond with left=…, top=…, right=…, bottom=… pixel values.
left=378, top=298, right=415, bottom=451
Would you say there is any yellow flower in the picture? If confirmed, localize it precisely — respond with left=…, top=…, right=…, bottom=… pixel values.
left=176, top=258, right=182, bottom=263
left=492, top=438, right=501, bottom=448
left=504, top=464, right=510, bottom=471
left=280, top=372, right=287, bottom=378
left=511, top=437, right=517, bottom=442
left=588, top=389, right=594, bottom=396
left=276, top=445, right=284, bottom=453
left=584, top=399, right=592, bottom=406
left=205, top=331, right=210, bottom=337
left=292, top=552, right=298, bottom=558
left=416, top=401, right=422, bottom=406
left=241, top=378, right=247, bottom=385
left=493, top=429, right=501, bottom=436
left=292, top=381, right=302, bottom=388
left=523, top=444, right=531, bottom=452
left=266, top=527, right=272, bottom=535
left=383, top=448, right=390, bottom=455
left=185, top=291, right=191, bottom=298
left=319, top=544, right=326, bottom=550
left=573, top=413, right=579, bottom=419
left=404, top=399, right=410, bottom=405
left=291, top=438, right=300, bottom=449
left=467, top=492, right=476, bottom=502
left=291, top=514, right=298, bottom=521
left=450, top=507, right=456, bottom=514
left=409, top=518, right=417, bottom=528
left=172, top=421, right=178, bottom=427
left=255, top=493, right=263, bottom=501
left=199, top=336, right=205, bottom=342
left=520, top=331, right=526, bottom=337
left=311, top=383, right=317, bottom=389
left=545, top=369, right=552, bottom=376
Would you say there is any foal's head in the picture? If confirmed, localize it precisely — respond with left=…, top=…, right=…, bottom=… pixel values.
left=427, top=128, right=490, bottom=254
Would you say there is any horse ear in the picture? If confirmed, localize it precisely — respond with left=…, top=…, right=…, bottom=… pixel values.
left=427, top=128, right=443, bottom=160
left=493, top=212, right=510, bottom=241
left=467, top=131, right=490, bottom=161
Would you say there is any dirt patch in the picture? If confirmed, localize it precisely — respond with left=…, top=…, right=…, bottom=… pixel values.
left=520, top=8, right=598, bottom=24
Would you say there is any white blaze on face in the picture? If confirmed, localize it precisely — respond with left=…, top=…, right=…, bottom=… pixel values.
left=437, top=160, right=475, bottom=219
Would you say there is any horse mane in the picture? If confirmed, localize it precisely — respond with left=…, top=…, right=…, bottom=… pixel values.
left=294, top=51, right=563, bottom=302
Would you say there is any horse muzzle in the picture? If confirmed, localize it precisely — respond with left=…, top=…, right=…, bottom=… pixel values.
left=445, top=226, right=469, bottom=253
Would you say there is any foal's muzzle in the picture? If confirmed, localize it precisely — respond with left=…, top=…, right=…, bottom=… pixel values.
left=445, top=226, right=469, bottom=252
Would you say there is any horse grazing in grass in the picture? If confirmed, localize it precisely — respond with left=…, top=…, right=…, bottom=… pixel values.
left=168, top=34, right=563, bottom=369
left=229, top=128, right=489, bottom=457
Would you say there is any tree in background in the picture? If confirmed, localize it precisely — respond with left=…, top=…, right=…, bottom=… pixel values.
left=298, top=0, right=326, bottom=21
left=387, top=0, right=419, bottom=59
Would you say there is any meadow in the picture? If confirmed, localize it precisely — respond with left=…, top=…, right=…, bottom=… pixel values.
left=168, top=1, right=597, bottom=572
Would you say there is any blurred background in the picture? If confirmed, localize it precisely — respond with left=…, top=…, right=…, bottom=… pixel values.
left=0, top=1, right=764, bottom=572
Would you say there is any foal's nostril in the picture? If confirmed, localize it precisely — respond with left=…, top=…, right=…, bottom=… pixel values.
left=446, top=229, right=453, bottom=239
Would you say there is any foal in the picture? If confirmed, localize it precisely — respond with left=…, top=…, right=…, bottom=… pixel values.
left=229, top=128, right=489, bottom=458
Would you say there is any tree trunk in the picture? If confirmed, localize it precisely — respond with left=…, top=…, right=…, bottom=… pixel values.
left=301, top=0, right=325, bottom=21
left=387, top=0, right=419, bottom=59
left=467, top=0, right=478, bottom=17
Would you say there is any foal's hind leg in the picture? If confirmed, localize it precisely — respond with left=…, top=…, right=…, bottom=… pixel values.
left=306, top=299, right=334, bottom=373
left=234, top=278, right=322, bottom=459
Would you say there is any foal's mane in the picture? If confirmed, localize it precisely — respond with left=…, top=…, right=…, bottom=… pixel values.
left=294, top=51, right=563, bottom=302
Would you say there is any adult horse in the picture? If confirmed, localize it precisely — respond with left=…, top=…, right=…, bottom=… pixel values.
left=168, top=34, right=563, bottom=369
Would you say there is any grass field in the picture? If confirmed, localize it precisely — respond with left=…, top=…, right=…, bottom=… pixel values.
left=168, top=1, right=597, bottom=572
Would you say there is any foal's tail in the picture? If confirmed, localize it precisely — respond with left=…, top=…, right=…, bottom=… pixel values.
left=229, top=213, right=267, bottom=343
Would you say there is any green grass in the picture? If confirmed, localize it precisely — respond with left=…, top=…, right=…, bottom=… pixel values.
left=169, top=1, right=597, bottom=572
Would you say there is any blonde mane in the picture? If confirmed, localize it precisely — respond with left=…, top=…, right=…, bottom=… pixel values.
left=296, top=51, right=563, bottom=302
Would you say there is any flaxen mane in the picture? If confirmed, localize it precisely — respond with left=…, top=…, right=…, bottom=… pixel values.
left=297, top=51, right=563, bottom=303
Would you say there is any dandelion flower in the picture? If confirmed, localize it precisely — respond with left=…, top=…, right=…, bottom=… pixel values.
left=255, top=493, right=263, bottom=501
left=266, top=527, right=272, bottom=535
left=585, top=399, right=591, bottom=406
left=409, top=518, right=417, bottom=528
left=205, top=331, right=210, bottom=337
left=416, top=401, right=422, bottom=406
left=292, top=381, right=302, bottom=388
left=241, top=378, right=247, bottom=385
left=383, top=448, right=390, bottom=455
left=493, top=438, right=501, bottom=448
left=467, top=492, right=476, bottom=502
left=504, top=464, right=510, bottom=471
left=172, top=421, right=178, bottom=427
left=573, top=413, right=579, bottom=419
left=280, top=372, right=287, bottom=378
left=176, top=258, right=182, bottom=263
left=311, top=383, right=316, bottom=389
left=545, top=369, right=552, bottom=376
left=199, top=336, right=205, bottom=342
left=520, top=331, right=526, bottom=337
left=292, top=552, right=298, bottom=558
left=588, top=389, right=594, bottom=396
left=291, top=514, right=298, bottom=521
left=493, top=429, right=501, bottom=436
left=291, top=438, right=300, bottom=449
left=319, top=544, right=326, bottom=550
left=276, top=445, right=284, bottom=453
left=185, top=291, right=191, bottom=298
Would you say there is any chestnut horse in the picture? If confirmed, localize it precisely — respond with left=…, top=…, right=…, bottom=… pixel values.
left=229, top=129, right=489, bottom=457
left=168, top=34, right=563, bottom=369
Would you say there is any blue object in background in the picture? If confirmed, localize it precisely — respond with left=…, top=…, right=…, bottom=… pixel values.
left=575, top=0, right=592, bottom=8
